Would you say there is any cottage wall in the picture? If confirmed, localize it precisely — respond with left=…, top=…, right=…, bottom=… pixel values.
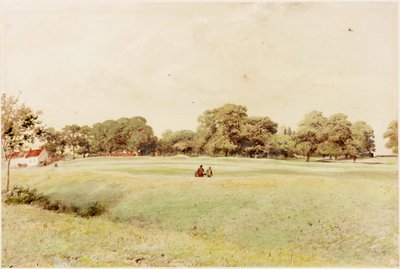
left=38, top=150, right=49, bottom=164
left=10, top=157, right=26, bottom=168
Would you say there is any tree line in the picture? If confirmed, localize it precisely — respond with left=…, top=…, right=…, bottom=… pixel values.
left=2, top=95, right=398, bottom=191
left=44, top=116, right=157, bottom=159
left=2, top=93, right=398, bottom=167
left=41, top=103, right=393, bottom=161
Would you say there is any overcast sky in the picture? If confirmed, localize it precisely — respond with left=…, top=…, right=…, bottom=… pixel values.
left=1, top=1, right=398, bottom=154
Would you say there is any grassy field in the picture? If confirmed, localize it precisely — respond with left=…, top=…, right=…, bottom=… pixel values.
left=2, top=156, right=398, bottom=266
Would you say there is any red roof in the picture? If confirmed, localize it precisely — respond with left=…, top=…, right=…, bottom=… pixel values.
left=7, top=152, right=25, bottom=159
left=25, top=148, right=44, bottom=158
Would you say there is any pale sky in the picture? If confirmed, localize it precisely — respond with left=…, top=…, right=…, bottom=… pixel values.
left=0, top=1, right=398, bottom=154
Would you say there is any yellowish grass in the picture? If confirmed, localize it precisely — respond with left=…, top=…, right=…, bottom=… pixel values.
left=2, top=156, right=398, bottom=266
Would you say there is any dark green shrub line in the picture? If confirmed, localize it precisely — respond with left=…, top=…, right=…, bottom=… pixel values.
left=2, top=186, right=105, bottom=218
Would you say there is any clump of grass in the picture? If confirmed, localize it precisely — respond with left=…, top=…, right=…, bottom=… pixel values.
left=3, top=186, right=105, bottom=218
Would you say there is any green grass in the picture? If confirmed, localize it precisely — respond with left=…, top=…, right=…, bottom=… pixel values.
left=2, top=156, right=398, bottom=266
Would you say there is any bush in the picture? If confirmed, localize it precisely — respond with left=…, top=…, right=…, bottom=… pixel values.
left=77, top=202, right=105, bottom=218
left=3, top=186, right=45, bottom=205
left=3, top=185, right=105, bottom=218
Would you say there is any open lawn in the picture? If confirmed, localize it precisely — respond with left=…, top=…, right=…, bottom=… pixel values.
left=2, top=156, right=398, bottom=266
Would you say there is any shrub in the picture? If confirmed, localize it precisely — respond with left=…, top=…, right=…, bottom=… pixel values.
left=77, top=202, right=105, bottom=218
left=3, top=186, right=45, bottom=205
left=3, top=185, right=105, bottom=218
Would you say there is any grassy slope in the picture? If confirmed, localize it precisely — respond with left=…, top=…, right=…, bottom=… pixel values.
left=2, top=156, right=399, bottom=266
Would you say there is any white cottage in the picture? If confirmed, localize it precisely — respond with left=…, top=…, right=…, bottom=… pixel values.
left=25, top=148, right=49, bottom=167
left=8, top=148, right=49, bottom=168
left=9, top=152, right=26, bottom=168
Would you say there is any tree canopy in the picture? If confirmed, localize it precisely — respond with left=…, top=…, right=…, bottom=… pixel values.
left=4, top=97, right=379, bottom=162
left=1, top=94, right=44, bottom=191
left=383, top=120, right=398, bottom=154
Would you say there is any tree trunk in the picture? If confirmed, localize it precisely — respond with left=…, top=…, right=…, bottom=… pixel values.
left=306, top=153, right=310, bottom=162
left=6, top=157, right=11, bottom=192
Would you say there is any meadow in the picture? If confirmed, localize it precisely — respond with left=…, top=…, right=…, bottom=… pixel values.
left=2, top=156, right=398, bottom=266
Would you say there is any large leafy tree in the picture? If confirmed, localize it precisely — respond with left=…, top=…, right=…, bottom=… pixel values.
left=295, top=111, right=328, bottom=162
left=240, top=116, right=278, bottom=157
left=272, top=132, right=296, bottom=159
left=43, top=127, right=67, bottom=157
left=1, top=94, right=44, bottom=191
left=123, top=117, right=157, bottom=155
left=76, top=125, right=92, bottom=158
left=318, top=113, right=353, bottom=159
left=350, top=121, right=375, bottom=156
left=383, top=120, right=398, bottom=154
left=158, top=129, right=195, bottom=155
left=90, top=120, right=118, bottom=154
left=62, top=124, right=81, bottom=159
left=197, top=104, right=247, bottom=156
left=88, top=117, right=157, bottom=155
left=171, top=130, right=196, bottom=154
left=158, top=130, right=176, bottom=156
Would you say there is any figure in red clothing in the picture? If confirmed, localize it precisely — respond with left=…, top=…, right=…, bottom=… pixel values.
left=196, top=165, right=205, bottom=177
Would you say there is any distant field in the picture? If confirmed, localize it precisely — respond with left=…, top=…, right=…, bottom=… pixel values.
left=2, top=156, right=398, bottom=266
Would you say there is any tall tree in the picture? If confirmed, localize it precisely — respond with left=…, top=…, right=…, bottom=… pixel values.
left=1, top=94, right=44, bottom=191
left=90, top=122, right=109, bottom=154
left=240, top=116, right=278, bottom=157
left=272, top=132, right=296, bottom=159
left=62, top=124, right=81, bottom=159
left=43, top=127, right=66, bottom=157
left=383, top=120, right=398, bottom=154
left=158, top=129, right=175, bottom=156
left=123, top=117, right=155, bottom=154
left=295, top=111, right=328, bottom=162
left=318, top=113, right=353, bottom=159
left=351, top=121, right=375, bottom=157
left=88, top=117, right=157, bottom=155
left=197, top=104, right=247, bottom=156
left=171, top=130, right=196, bottom=154
left=157, top=129, right=195, bottom=155
left=76, top=125, right=92, bottom=158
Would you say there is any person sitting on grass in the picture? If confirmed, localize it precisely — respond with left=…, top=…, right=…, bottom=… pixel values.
left=196, top=165, right=204, bottom=177
left=206, top=167, right=213, bottom=177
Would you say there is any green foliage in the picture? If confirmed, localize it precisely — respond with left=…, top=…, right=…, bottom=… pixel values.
left=3, top=186, right=104, bottom=218
left=3, top=186, right=47, bottom=205
left=1, top=94, right=44, bottom=191
left=272, top=133, right=296, bottom=158
left=76, top=125, right=92, bottom=157
left=197, top=104, right=248, bottom=156
left=317, top=113, right=353, bottom=158
left=158, top=129, right=196, bottom=155
left=77, top=202, right=106, bottom=218
left=44, top=127, right=67, bottom=157
left=295, top=111, right=376, bottom=161
left=240, top=116, right=278, bottom=157
left=39, top=102, right=378, bottom=161
left=350, top=121, right=375, bottom=156
left=89, top=117, right=157, bottom=155
left=1, top=94, right=44, bottom=152
left=295, top=111, right=328, bottom=161
left=383, top=120, right=398, bottom=154
left=195, top=104, right=279, bottom=157
left=62, top=124, right=81, bottom=159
